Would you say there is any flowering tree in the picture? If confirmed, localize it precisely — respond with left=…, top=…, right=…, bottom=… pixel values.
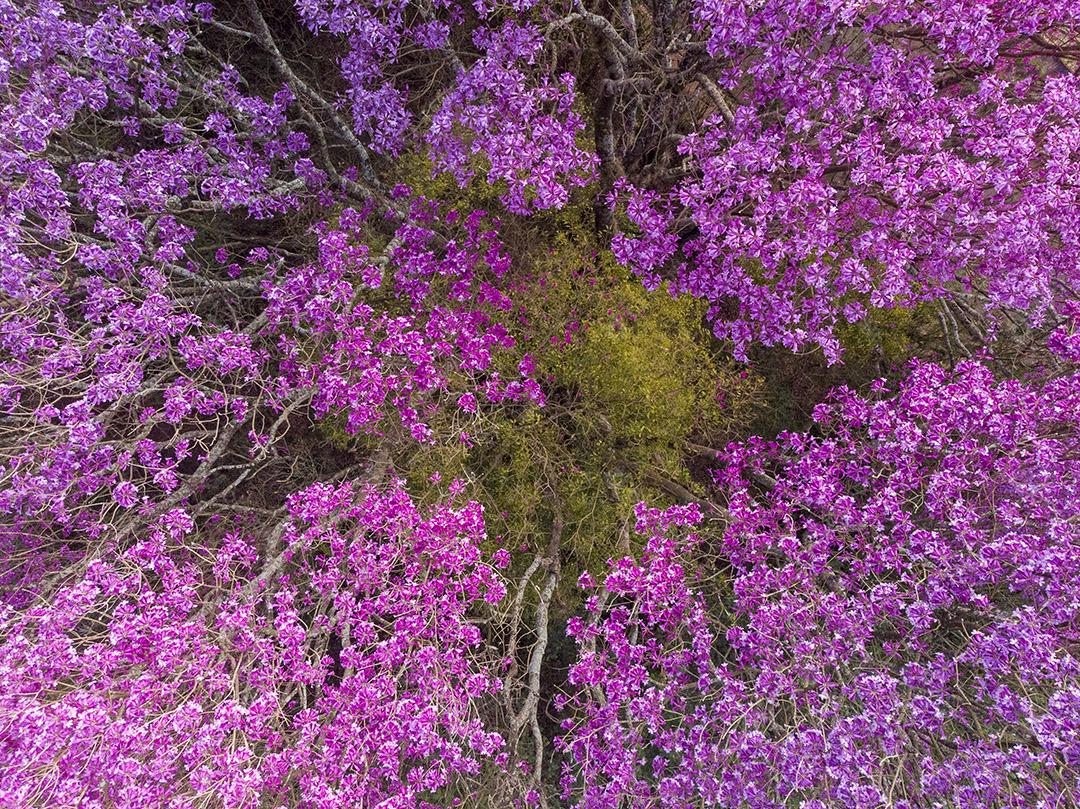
left=596, top=1, right=1080, bottom=360
left=2, top=1, right=1080, bottom=807
left=0, top=480, right=510, bottom=807
left=562, top=355, right=1080, bottom=807
left=0, top=2, right=540, bottom=805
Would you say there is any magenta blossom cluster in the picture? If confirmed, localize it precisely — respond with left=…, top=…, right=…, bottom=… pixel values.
left=5, top=1, right=1080, bottom=807
left=0, top=4, right=543, bottom=804
left=428, top=19, right=597, bottom=214
left=0, top=479, right=508, bottom=808
left=294, top=0, right=596, bottom=212
left=0, top=0, right=540, bottom=560
left=264, top=198, right=545, bottom=444
left=611, top=0, right=1080, bottom=360
left=562, top=357, right=1080, bottom=807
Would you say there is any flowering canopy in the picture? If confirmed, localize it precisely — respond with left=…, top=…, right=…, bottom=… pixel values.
left=562, top=358, right=1080, bottom=807
left=611, top=1, right=1080, bottom=360
left=1, top=1, right=1079, bottom=807
left=1, top=480, right=508, bottom=807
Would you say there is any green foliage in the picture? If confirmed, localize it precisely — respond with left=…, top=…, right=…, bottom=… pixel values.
left=312, top=150, right=768, bottom=606
left=386, top=184, right=762, bottom=588
left=835, top=305, right=925, bottom=367
left=394, top=150, right=508, bottom=213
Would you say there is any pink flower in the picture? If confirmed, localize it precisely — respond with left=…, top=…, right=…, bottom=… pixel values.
left=112, top=481, right=138, bottom=508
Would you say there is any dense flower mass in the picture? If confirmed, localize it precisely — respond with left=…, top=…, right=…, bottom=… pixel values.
left=563, top=359, right=1080, bottom=807
left=612, top=1, right=1080, bottom=360
left=1, top=0, right=1079, bottom=807
left=0, top=3, right=534, bottom=804
left=0, top=480, right=508, bottom=807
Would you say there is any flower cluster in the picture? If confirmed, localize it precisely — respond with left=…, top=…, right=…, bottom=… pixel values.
left=296, top=0, right=595, bottom=211
left=613, top=1, right=1080, bottom=360
left=428, top=20, right=597, bottom=214
left=4, top=1, right=1080, bottom=807
left=265, top=200, right=544, bottom=444
left=0, top=4, right=544, bottom=804
left=0, top=0, right=538, bottom=558
left=562, top=359, right=1080, bottom=806
left=0, top=479, right=508, bottom=808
